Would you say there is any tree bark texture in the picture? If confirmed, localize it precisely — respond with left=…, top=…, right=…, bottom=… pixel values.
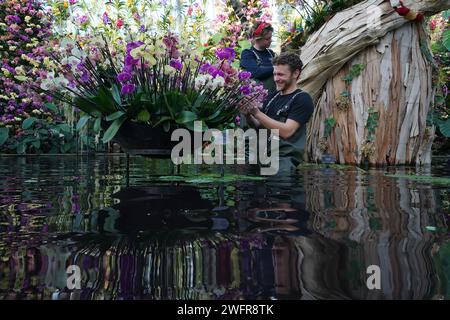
left=299, top=0, right=450, bottom=165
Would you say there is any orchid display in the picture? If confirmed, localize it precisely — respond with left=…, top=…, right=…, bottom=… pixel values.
left=37, top=31, right=268, bottom=143
left=0, top=0, right=80, bottom=154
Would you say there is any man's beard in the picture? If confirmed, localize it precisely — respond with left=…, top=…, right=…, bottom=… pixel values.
left=276, top=78, right=295, bottom=91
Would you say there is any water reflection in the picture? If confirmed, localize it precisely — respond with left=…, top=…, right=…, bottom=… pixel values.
left=0, top=156, right=448, bottom=300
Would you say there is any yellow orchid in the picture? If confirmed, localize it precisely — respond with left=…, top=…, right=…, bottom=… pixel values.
left=130, top=46, right=144, bottom=59
left=144, top=54, right=157, bottom=67
left=1, top=68, right=10, bottom=77
left=163, top=65, right=176, bottom=76
left=14, top=76, right=28, bottom=82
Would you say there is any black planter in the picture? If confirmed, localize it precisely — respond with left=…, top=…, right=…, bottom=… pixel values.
left=109, top=120, right=175, bottom=151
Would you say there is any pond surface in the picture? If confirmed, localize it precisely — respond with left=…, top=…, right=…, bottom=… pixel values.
left=0, top=155, right=449, bottom=300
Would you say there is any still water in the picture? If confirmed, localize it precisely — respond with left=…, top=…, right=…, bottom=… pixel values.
left=0, top=155, right=449, bottom=300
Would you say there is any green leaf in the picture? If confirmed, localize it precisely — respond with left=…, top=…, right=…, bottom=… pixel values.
left=435, top=96, right=445, bottom=105
left=76, top=115, right=91, bottom=131
left=93, top=117, right=101, bottom=133
left=94, top=86, right=117, bottom=114
left=349, top=64, right=365, bottom=77
left=106, top=111, right=126, bottom=121
left=326, top=117, right=337, bottom=127
left=238, top=39, right=251, bottom=50
left=206, top=108, right=223, bottom=121
left=162, top=91, right=188, bottom=116
left=58, top=123, right=71, bottom=133
left=111, top=84, right=121, bottom=106
left=22, top=117, right=36, bottom=130
left=73, top=96, right=98, bottom=115
left=137, top=109, right=150, bottom=122
left=17, top=143, right=26, bottom=154
left=153, top=116, right=172, bottom=127
left=31, top=140, right=41, bottom=150
left=44, top=102, right=58, bottom=113
left=102, top=116, right=127, bottom=143
left=163, top=121, right=171, bottom=132
left=438, top=119, right=450, bottom=137
left=443, top=10, right=450, bottom=20
left=193, top=93, right=207, bottom=109
left=211, top=33, right=225, bottom=45
left=175, top=111, right=197, bottom=124
left=184, top=120, right=208, bottom=132
left=443, top=29, right=450, bottom=51
left=0, top=127, right=9, bottom=146
left=341, top=75, right=353, bottom=82
left=60, top=143, right=73, bottom=153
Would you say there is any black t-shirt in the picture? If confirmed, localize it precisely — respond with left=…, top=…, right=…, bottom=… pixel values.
left=262, top=89, right=315, bottom=161
left=262, top=89, right=314, bottom=125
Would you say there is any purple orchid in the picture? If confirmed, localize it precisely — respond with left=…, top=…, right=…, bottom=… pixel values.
left=121, top=83, right=136, bottom=95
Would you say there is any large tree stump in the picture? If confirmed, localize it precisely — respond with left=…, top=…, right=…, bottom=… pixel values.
left=299, top=0, right=450, bottom=165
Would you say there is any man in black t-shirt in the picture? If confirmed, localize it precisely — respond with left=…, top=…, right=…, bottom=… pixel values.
left=244, top=53, right=314, bottom=173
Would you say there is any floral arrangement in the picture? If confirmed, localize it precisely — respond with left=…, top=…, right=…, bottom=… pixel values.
left=202, top=0, right=272, bottom=68
left=0, top=0, right=79, bottom=153
left=429, top=11, right=450, bottom=138
left=37, top=31, right=267, bottom=143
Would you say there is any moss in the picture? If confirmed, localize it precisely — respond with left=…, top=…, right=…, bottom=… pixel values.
left=154, top=174, right=266, bottom=184
left=297, top=163, right=366, bottom=172
left=385, top=173, right=450, bottom=185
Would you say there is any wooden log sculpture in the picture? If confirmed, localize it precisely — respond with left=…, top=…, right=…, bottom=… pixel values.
left=300, top=0, right=450, bottom=165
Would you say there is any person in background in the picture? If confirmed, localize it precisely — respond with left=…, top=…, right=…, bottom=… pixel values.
left=240, top=21, right=277, bottom=94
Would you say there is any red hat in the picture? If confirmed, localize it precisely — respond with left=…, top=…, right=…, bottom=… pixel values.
left=253, top=22, right=271, bottom=38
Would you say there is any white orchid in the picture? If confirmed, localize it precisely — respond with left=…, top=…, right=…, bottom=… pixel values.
left=71, top=46, right=87, bottom=59
left=60, top=38, right=76, bottom=50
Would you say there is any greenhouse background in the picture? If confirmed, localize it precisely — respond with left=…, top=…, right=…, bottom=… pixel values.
left=0, top=0, right=449, bottom=303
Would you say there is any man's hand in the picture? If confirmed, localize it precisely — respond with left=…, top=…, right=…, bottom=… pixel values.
left=252, top=110, right=300, bottom=139
left=237, top=96, right=262, bottom=115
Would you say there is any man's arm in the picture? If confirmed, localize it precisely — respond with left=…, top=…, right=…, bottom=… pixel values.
left=251, top=108, right=300, bottom=139
left=245, top=113, right=261, bottom=128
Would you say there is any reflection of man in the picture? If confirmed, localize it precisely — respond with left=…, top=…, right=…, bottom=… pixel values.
left=242, top=53, right=314, bottom=173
